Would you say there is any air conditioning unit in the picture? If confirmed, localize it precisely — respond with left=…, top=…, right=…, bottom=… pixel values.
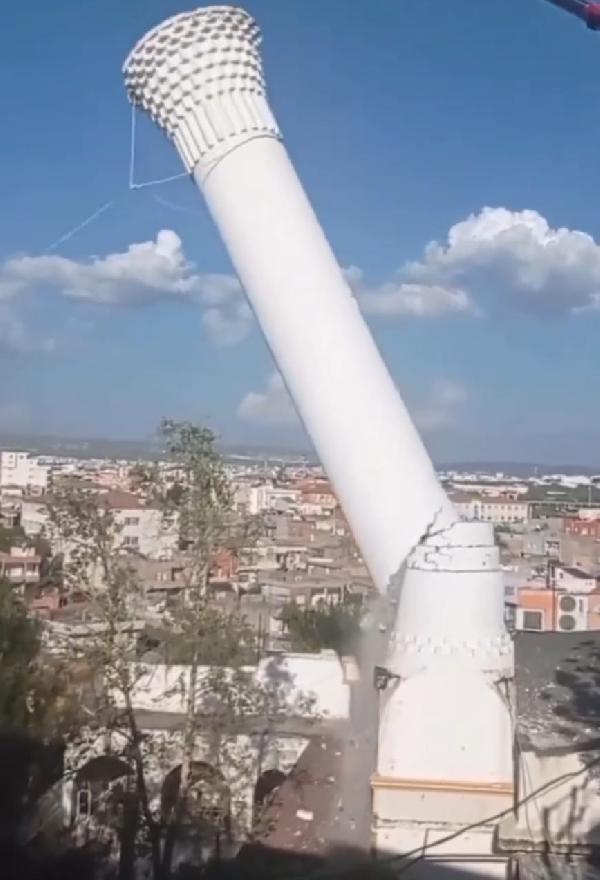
left=556, top=593, right=587, bottom=632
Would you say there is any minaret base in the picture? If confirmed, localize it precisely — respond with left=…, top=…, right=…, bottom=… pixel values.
left=372, top=522, right=515, bottom=878
left=371, top=777, right=511, bottom=878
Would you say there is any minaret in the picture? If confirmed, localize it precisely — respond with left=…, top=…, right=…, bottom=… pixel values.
left=122, top=5, right=454, bottom=596
left=123, top=9, right=514, bottom=873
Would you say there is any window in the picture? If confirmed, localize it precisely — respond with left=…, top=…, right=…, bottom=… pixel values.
left=123, top=535, right=139, bottom=547
left=124, top=516, right=140, bottom=526
left=522, top=610, right=543, bottom=631
left=76, top=785, right=91, bottom=819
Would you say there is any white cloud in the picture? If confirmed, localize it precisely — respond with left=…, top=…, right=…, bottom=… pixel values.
left=413, top=379, right=468, bottom=431
left=397, top=207, right=600, bottom=315
left=0, top=229, right=251, bottom=347
left=0, top=305, right=27, bottom=350
left=0, top=305, right=55, bottom=354
left=237, top=372, right=298, bottom=427
left=3, top=206, right=598, bottom=356
left=346, top=267, right=473, bottom=317
left=2, top=230, right=199, bottom=305
left=202, top=302, right=253, bottom=346
left=238, top=372, right=466, bottom=433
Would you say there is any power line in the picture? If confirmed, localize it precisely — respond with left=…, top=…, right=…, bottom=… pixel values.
left=293, top=751, right=600, bottom=880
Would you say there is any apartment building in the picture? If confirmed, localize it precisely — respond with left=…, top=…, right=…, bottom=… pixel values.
left=564, top=516, right=600, bottom=539
left=102, top=490, right=178, bottom=559
left=516, top=566, right=600, bottom=632
left=452, top=491, right=530, bottom=524
left=0, top=450, right=50, bottom=495
left=0, top=546, right=41, bottom=590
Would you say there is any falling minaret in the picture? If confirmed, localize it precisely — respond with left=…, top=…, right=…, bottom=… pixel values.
left=123, top=5, right=455, bottom=595
left=124, top=8, right=514, bottom=874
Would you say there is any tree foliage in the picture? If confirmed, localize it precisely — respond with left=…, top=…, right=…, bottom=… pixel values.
left=281, top=598, right=364, bottom=656
left=48, top=420, right=271, bottom=879
left=0, top=523, right=26, bottom=552
left=0, top=579, right=74, bottom=736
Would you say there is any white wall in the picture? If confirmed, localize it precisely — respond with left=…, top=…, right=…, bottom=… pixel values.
left=117, top=651, right=350, bottom=721
left=113, top=507, right=178, bottom=559
left=21, top=498, right=50, bottom=537
left=0, top=451, right=49, bottom=493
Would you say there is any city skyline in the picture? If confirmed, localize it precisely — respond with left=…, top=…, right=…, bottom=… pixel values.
left=2, top=0, right=600, bottom=464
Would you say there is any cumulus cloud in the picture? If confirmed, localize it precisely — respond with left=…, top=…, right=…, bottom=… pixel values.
left=237, top=372, right=298, bottom=427
left=346, top=267, right=473, bottom=317
left=413, top=379, right=467, bottom=431
left=0, top=229, right=252, bottom=347
left=3, top=206, right=599, bottom=356
left=0, top=305, right=55, bottom=354
left=202, top=301, right=253, bottom=346
left=238, top=372, right=466, bottom=433
left=397, top=207, right=600, bottom=315
left=0, top=306, right=27, bottom=351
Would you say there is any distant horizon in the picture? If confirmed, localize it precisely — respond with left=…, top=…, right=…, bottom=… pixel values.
left=1, top=428, right=598, bottom=475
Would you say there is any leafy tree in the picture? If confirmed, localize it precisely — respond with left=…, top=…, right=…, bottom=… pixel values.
left=281, top=598, right=364, bottom=656
left=0, top=579, right=82, bottom=874
left=0, top=523, right=26, bottom=553
left=48, top=420, right=278, bottom=880
left=151, top=420, right=262, bottom=876
left=0, top=579, right=73, bottom=734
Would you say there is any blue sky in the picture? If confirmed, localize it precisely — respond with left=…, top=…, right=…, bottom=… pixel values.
left=1, top=0, right=599, bottom=464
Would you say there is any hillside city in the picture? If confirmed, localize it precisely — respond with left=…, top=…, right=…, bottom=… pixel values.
left=3, top=447, right=600, bottom=640
left=3, top=440, right=600, bottom=878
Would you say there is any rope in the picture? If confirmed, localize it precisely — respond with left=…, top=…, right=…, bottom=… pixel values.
left=128, top=104, right=189, bottom=190
left=151, top=192, right=204, bottom=217
left=39, top=106, right=190, bottom=254
left=43, top=200, right=116, bottom=253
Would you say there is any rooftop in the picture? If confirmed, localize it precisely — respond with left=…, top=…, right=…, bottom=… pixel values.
left=515, top=631, right=600, bottom=753
left=560, top=566, right=596, bottom=580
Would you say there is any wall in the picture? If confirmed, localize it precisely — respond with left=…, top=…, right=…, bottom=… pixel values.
left=565, top=517, right=600, bottom=538
left=21, top=499, right=50, bottom=537
left=517, top=586, right=600, bottom=632
left=64, top=725, right=310, bottom=837
left=113, top=507, right=178, bottom=559
left=499, top=750, right=600, bottom=852
left=117, top=652, right=351, bottom=722
left=0, top=451, right=49, bottom=493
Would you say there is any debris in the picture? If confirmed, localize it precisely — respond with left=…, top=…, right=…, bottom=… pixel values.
left=296, top=809, right=314, bottom=822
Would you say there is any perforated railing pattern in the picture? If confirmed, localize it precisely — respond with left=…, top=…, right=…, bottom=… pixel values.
left=123, top=6, right=281, bottom=173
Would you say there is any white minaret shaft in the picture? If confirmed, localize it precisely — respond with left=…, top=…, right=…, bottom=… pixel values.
left=123, top=6, right=456, bottom=593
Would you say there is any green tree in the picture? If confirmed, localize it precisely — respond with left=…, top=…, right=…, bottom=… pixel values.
left=49, top=420, right=275, bottom=880
left=0, top=578, right=80, bottom=870
left=0, top=579, right=73, bottom=734
left=0, top=523, right=26, bottom=553
left=281, top=598, right=364, bottom=656
left=151, top=420, right=261, bottom=877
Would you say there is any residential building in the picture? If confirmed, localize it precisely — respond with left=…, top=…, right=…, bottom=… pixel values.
left=451, top=491, right=530, bottom=524
left=0, top=450, right=50, bottom=495
left=21, top=498, right=51, bottom=537
left=564, top=516, right=600, bottom=539
left=516, top=565, right=600, bottom=632
left=0, top=546, right=41, bottom=589
left=101, top=490, right=178, bottom=559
